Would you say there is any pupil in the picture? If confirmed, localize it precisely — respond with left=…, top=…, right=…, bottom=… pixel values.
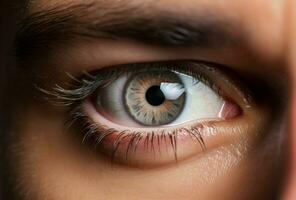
left=145, top=85, right=165, bottom=106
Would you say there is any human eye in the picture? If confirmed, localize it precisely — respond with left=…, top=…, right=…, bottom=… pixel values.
left=40, top=60, right=257, bottom=168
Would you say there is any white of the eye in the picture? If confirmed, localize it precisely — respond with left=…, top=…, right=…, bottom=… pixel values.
left=97, top=71, right=225, bottom=127
left=171, top=73, right=225, bottom=125
left=97, top=76, right=139, bottom=126
left=160, top=82, right=186, bottom=100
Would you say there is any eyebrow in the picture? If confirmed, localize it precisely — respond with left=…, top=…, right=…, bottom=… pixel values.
left=14, top=2, right=242, bottom=61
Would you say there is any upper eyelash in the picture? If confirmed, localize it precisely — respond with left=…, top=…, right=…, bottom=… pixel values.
left=36, top=61, right=220, bottom=107
left=36, top=71, right=119, bottom=106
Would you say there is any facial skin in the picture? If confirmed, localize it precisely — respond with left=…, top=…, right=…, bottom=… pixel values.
left=4, top=0, right=296, bottom=199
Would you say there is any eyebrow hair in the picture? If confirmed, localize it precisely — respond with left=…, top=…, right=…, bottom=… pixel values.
left=14, top=2, right=241, bottom=61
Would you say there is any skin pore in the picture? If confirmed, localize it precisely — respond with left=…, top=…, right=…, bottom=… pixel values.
left=5, top=0, right=293, bottom=199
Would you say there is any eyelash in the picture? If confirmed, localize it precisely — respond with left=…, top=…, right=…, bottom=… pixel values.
left=39, top=62, right=221, bottom=106
left=69, top=104, right=209, bottom=162
left=38, top=61, right=242, bottom=163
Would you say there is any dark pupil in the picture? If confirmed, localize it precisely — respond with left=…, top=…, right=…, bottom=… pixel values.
left=145, top=85, right=165, bottom=106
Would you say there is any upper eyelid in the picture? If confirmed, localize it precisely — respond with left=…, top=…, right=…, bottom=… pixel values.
left=36, top=61, right=212, bottom=106
left=36, top=61, right=252, bottom=109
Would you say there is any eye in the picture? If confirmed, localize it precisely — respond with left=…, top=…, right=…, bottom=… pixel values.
left=95, top=66, right=240, bottom=128
left=41, top=61, right=252, bottom=168
left=69, top=61, right=251, bottom=167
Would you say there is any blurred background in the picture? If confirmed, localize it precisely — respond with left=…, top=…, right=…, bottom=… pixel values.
left=0, top=0, right=18, bottom=198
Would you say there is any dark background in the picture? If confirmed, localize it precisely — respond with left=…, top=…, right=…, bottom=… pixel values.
left=0, top=0, right=18, bottom=198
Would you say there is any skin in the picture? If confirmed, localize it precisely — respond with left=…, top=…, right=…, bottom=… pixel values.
left=283, top=1, right=296, bottom=199
left=4, top=0, right=296, bottom=199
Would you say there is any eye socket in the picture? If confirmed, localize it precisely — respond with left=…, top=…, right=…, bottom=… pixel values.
left=95, top=66, right=240, bottom=128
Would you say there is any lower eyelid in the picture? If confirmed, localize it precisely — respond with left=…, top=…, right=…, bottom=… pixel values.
left=75, top=100, right=252, bottom=167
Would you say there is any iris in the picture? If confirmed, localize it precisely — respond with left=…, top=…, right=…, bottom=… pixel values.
left=124, top=70, right=186, bottom=126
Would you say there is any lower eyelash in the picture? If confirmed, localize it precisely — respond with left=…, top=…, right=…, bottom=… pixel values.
left=66, top=105, right=208, bottom=163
